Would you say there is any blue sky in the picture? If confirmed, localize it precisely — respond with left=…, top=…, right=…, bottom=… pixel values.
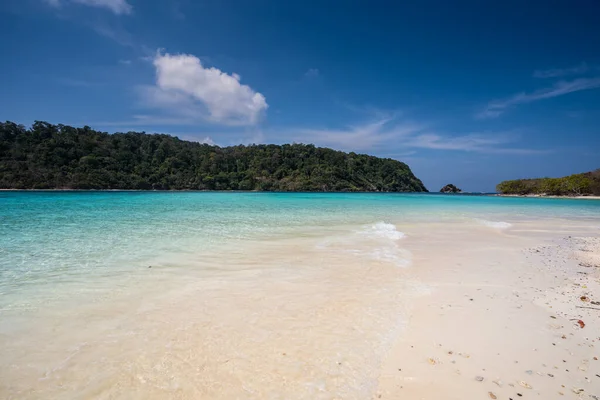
left=1, top=0, right=599, bottom=191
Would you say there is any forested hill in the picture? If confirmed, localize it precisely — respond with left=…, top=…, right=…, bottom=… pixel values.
left=0, top=121, right=427, bottom=192
left=496, top=170, right=600, bottom=196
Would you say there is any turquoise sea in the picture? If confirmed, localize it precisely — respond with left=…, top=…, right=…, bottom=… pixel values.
left=1, top=192, right=599, bottom=399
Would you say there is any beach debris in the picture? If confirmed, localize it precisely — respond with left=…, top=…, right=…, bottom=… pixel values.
left=572, top=388, right=584, bottom=395
left=577, top=320, right=586, bottom=328
left=518, top=381, right=532, bottom=389
left=581, top=296, right=590, bottom=302
left=475, top=376, right=484, bottom=382
left=551, top=316, right=557, bottom=319
left=517, top=393, right=522, bottom=397
left=488, top=392, right=497, bottom=399
left=525, top=370, right=533, bottom=375
left=548, top=373, right=554, bottom=377
left=592, top=301, right=600, bottom=306
left=428, top=358, right=437, bottom=365
left=594, top=357, right=598, bottom=361
left=562, top=335, right=567, bottom=339
left=492, top=380, right=503, bottom=387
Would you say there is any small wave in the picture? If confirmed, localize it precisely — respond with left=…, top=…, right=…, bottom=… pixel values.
left=360, top=222, right=406, bottom=240
left=476, top=219, right=512, bottom=229
left=317, top=222, right=410, bottom=267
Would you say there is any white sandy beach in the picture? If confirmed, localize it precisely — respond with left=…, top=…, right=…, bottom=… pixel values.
left=1, top=217, right=599, bottom=399
left=377, top=223, right=600, bottom=399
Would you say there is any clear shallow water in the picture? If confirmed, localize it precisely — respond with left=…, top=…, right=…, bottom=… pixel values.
left=1, top=192, right=599, bottom=399
left=2, top=192, right=599, bottom=289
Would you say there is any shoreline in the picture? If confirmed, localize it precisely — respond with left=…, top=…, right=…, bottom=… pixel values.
left=1, top=203, right=599, bottom=399
left=376, top=225, right=600, bottom=399
left=494, top=194, right=600, bottom=200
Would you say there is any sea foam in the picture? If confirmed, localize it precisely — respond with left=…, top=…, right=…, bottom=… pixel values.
left=360, top=222, right=406, bottom=240
left=317, top=222, right=411, bottom=267
left=476, top=219, right=512, bottom=229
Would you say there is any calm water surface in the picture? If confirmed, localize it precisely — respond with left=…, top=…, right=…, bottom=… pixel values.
left=1, top=192, right=599, bottom=399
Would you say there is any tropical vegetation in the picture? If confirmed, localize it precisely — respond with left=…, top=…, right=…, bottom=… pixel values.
left=0, top=121, right=427, bottom=192
left=496, top=170, right=600, bottom=196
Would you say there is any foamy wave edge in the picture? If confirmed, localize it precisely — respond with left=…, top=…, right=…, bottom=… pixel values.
left=361, top=222, right=406, bottom=240
left=476, top=219, right=512, bottom=229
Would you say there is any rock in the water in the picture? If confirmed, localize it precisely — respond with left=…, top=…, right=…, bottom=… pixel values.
left=440, top=184, right=462, bottom=193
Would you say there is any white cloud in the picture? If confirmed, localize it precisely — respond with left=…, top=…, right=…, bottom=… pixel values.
left=142, top=52, right=268, bottom=126
left=477, top=77, right=600, bottom=119
left=45, top=0, right=132, bottom=14
left=295, top=117, right=422, bottom=151
left=176, top=135, right=216, bottom=145
left=404, top=133, right=546, bottom=154
left=291, top=115, right=545, bottom=155
left=533, top=63, right=589, bottom=79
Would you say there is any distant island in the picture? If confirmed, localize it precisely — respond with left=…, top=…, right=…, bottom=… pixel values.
left=440, top=184, right=461, bottom=193
left=0, top=121, right=427, bottom=192
left=496, top=170, right=600, bottom=196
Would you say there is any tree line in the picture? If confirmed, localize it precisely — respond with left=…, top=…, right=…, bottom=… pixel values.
left=0, top=121, right=428, bottom=192
left=496, top=170, right=600, bottom=196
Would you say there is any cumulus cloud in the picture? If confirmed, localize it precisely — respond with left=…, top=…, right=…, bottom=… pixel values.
left=45, top=0, right=133, bottom=14
left=142, top=52, right=268, bottom=126
left=477, top=77, right=600, bottom=119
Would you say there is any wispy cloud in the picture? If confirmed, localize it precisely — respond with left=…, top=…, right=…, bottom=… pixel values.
left=56, top=77, right=101, bottom=87
left=95, top=115, right=199, bottom=127
left=139, top=51, right=268, bottom=126
left=293, top=117, right=422, bottom=151
left=533, top=63, right=589, bottom=79
left=477, top=77, right=600, bottom=119
left=44, top=0, right=133, bottom=15
left=404, top=133, right=546, bottom=154
left=290, top=115, right=545, bottom=155
left=91, top=23, right=135, bottom=47
left=304, top=68, right=320, bottom=78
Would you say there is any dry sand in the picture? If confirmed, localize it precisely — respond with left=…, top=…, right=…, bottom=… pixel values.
left=376, top=225, right=600, bottom=400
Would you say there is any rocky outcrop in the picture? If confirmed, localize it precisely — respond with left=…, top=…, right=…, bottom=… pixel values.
left=440, top=184, right=461, bottom=193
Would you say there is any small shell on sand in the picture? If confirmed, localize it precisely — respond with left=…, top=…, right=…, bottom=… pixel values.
left=519, top=381, right=532, bottom=389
